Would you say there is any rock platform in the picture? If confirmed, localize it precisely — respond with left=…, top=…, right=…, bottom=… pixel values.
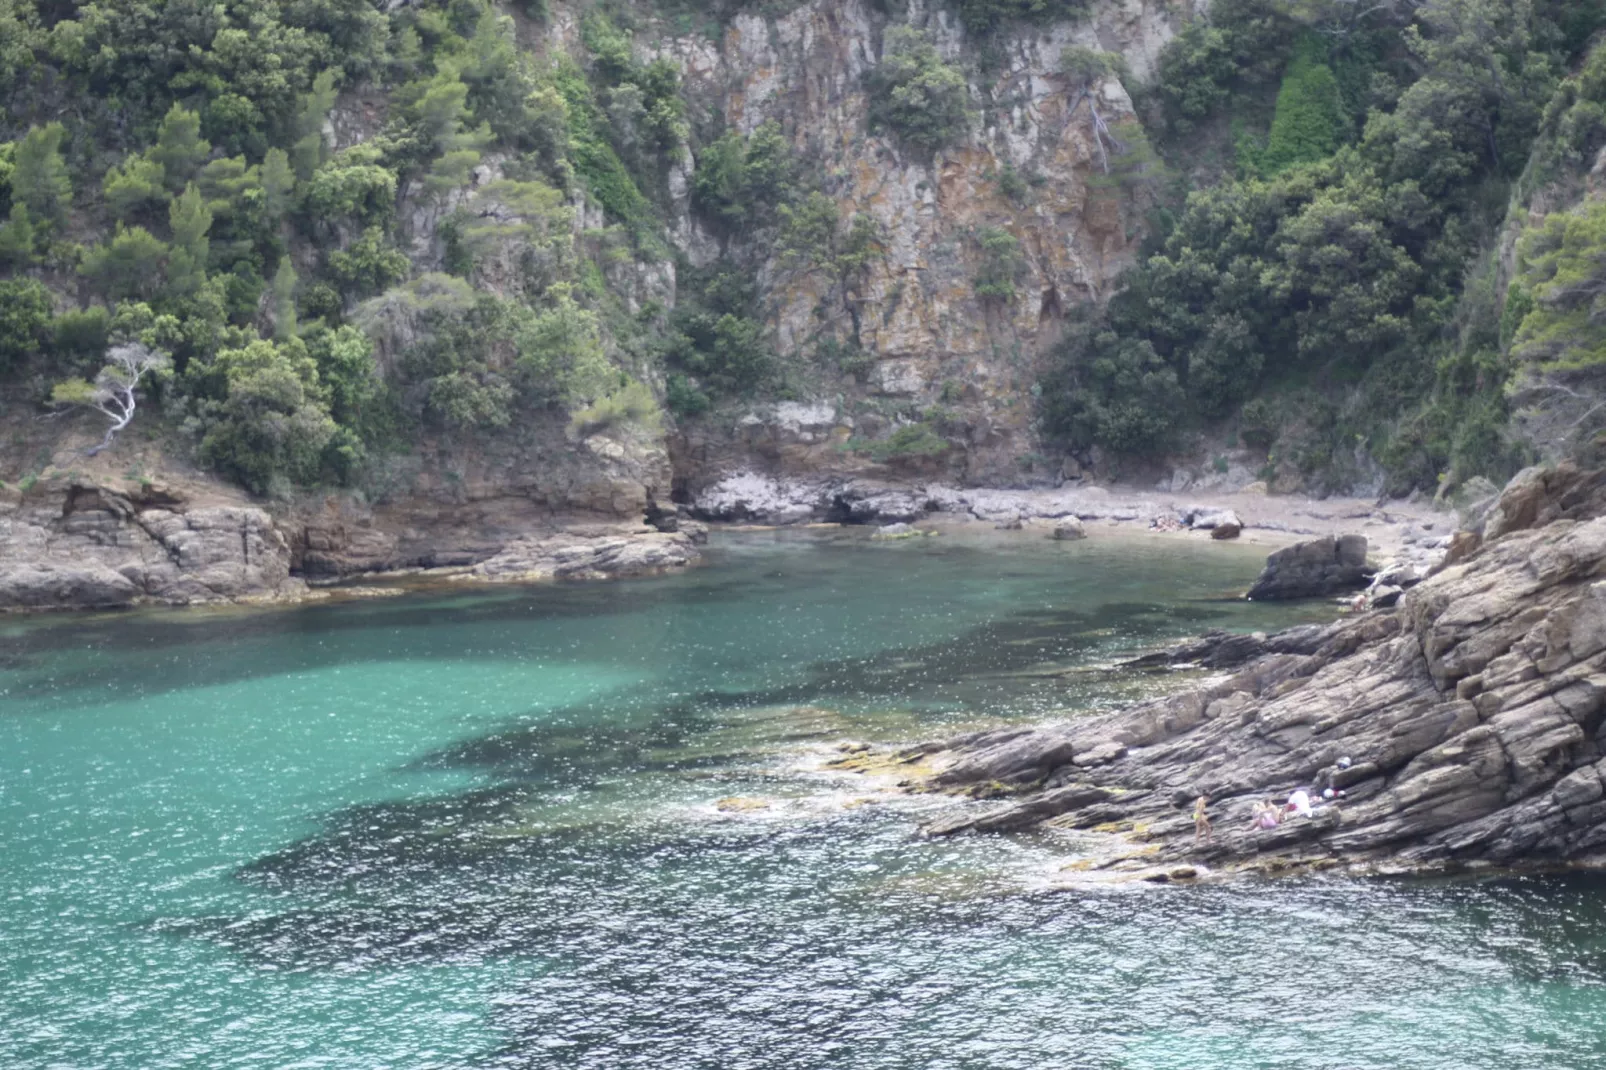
left=847, top=464, right=1606, bottom=879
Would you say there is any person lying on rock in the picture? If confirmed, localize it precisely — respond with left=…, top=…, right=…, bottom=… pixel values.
left=1284, top=789, right=1314, bottom=819
left=1193, top=795, right=1213, bottom=844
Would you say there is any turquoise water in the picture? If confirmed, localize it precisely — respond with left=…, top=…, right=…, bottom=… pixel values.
left=4, top=529, right=1605, bottom=1069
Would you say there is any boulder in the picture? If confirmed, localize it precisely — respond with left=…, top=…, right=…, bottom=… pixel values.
left=1210, top=518, right=1243, bottom=540
left=1051, top=517, right=1086, bottom=540
left=1245, top=534, right=1373, bottom=601
left=1181, top=506, right=1241, bottom=532
left=1369, top=584, right=1404, bottom=608
left=468, top=527, right=695, bottom=581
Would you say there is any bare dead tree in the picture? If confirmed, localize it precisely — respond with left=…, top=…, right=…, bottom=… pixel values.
left=1070, top=88, right=1123, bottom=174
left=50, top=342, right=171, bottom=455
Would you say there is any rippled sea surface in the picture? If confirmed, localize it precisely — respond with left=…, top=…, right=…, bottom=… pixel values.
left=4, top=529, right=1606, bottom=1070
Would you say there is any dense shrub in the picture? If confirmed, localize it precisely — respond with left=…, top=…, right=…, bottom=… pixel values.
left=569, top=378, right=661, bottom=436
left=192, top=338, right=340, bottom=494
left=853, top=421, right=950, bottom=461
left=1037, top=309, right=1185, bottom=456
left=1511, top=198, right=1606, bottom=370
left=1149, top=0, right=1298, bottom=136
left=0, top=278, right=52, bottom=370
left=661, top=267, right=773, bottom=398
left=972, top=226, right=1024, bottom=302
left=1259, top=40, right=1347, bottom=174
left=692, top=121, right=795, bottom=229
left=867, top=27, right=970, bottom=155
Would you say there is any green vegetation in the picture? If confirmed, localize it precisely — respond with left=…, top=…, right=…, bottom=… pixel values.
left=570, top=378, right=662, bottom=436
left=868, top=27, right=971, bottom=155
left=692, top=121, right=795, bottom=229
left=660, top=267, right=773, bottom=412
left=952, top=0, right=1089, bottom=35
left=0, top=0, right=1602, bottom=502
left=0, top=278, right=51, bottom=370
left=1036, top=0, right=1606, bottom=490
left=851, top=421, right=951, bottom=461
left=1259, top=40, right=1348, bottom=174
left=972, top=226, right=1025, bottom=303
left=0, top=0, right=714, bottom=494
left=1511, top=198, right=1606, bottom=369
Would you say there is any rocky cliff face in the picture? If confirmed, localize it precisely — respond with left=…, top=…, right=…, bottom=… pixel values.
left=0, top=444, right=695, bottom=612
left=0, top=0, right=1184, bottom=610
left=566, top=0, right=1183, bottom=490
left=0, top=478, right=303, bottom=612
left=874, top=464, right=1606, bottom=879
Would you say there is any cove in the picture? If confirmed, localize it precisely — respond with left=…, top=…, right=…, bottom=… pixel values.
left=3, top=529, right=1605, bottom=1070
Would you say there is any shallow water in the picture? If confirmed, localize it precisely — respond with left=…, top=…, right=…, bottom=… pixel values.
left=3, top=529, right=1604, bottom=1069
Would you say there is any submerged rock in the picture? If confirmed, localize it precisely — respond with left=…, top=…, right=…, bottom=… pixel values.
left=1245, top=534, right=1372, bottom=600
left=889, top=465, right=1606, bottom=878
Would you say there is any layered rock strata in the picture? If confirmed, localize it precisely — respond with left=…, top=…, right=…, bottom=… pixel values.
left=0, top=475, right=698, bottom=612
left=0, top=480, right=302, bottom=611
left=875, top=466, right=1606, bottom=878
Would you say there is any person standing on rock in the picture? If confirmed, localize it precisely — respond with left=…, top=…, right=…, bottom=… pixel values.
left=1193, top=795, right=1213, bottom=844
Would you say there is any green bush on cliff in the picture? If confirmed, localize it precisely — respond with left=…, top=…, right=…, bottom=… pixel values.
left=692, top=121, right=795, bottom=229
left=868, top=27, right=970, bottom=155
left=853, top=421, right=950, bottom=462
left=1258, top=40, right=1348, bottom=174
left=1511, top=198, right=1606, bottom=370
left=190, top=337, right=341, bottom=494
left=660, top=267, right=773, bottom=400
left=1037, top=307, right=1185, bottom=457
left=972, top=226, right=1024, bottom=303
left=569, top=378, right=662, bottom=436
left=0, top=278, right=52, bottom=371
left=1149, top=0, right=1297, bottom=137
left=952, top=0, right=1091, bottom=35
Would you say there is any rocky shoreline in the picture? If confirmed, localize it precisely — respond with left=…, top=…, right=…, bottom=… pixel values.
left=0, top=461, right=1456, bottom=613
left=686, top=469, right=1455, bottom=578
left=0, top=474, right=699, bottom=613
left=836, top=465, right=1606, bottom=883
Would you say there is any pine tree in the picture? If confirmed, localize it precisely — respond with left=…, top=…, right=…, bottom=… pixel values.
left=272, top=256, right=299, bottom=340
left=261, top=148, right=295, bottom=221
left=167, top=184, right=213, bottom=298
left=292, top=70, right=339, bottom=181
left=0, top=202, right=35, bottom=266
left=150, top=104, right=211, bottom=193
left=11, top=123, right=71, bottom=227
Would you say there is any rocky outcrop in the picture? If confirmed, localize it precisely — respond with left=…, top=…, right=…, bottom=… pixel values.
left=0, top=479, right=303, bottom=611
left=465, top=525, right=696, bottom=582
left=638, top=0, right=1185, bottom=489
left=888, top=466, right=1606, bottom=878
left=0, top=467, right=700, bottom=612
left=1245, top=534, right=1372, bottom=600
